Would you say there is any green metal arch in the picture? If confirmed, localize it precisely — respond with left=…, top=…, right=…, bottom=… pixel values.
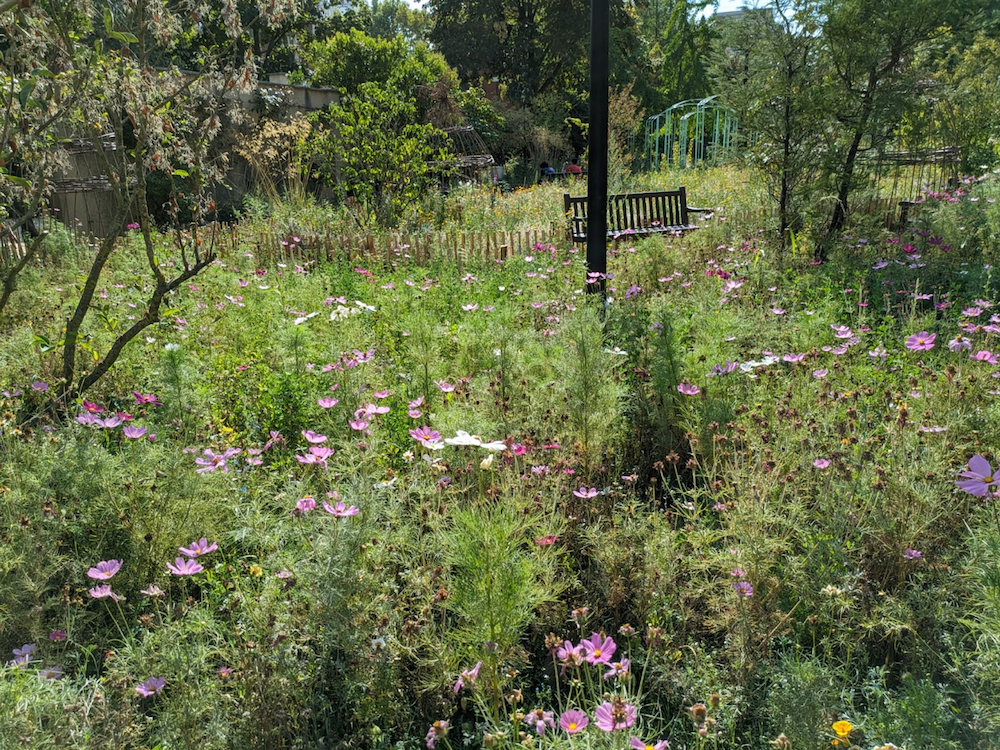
left=644, top=96, right=739, bottom=170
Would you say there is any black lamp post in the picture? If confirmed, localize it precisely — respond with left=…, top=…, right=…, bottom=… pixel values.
left=586, top=0, right=609, bottom=291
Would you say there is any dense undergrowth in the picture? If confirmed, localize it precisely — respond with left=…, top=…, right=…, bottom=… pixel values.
left=2, top=168, right=1000, bottom=749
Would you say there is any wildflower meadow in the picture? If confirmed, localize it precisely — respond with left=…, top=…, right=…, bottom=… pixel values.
left=4, top=169, right=1000, bottom=750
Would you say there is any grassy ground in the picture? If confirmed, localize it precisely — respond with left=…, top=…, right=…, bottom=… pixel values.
left=2, top=167, right=1000, bottom=749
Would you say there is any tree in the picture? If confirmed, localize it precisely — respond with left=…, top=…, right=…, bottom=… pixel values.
left=818, top=0, right=983, bottom=253
left=644, top=0, right=715, bottom=111
left=309, top=82, right=448, bottom=226
left=2, top=0, right=308, bottom=405
left=711, top=2, right=827, bottom=252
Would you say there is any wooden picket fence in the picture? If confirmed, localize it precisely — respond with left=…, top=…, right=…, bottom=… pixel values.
left=0, top=227, right=28, bottom=268
left=212, top=223, right=565, bottom=268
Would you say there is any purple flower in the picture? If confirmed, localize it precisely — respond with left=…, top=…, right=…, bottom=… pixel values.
left=323, top=500, right=359, bottom=517
left=956, top=455, right=998, bottom=497
left=560, top=708, right=590, bottom=733
left=905, top=332, right=936, bottom=351
left=603, top=658, right=631, bottom=679
left=195, top=448, right=240, bottom=473
left=136, top=676, right=166, bottom=697
left=556, top=640, right=585, bottom=668
left=409, top=426, right=443, bottom=448
left=812, top=369, right=829, bottom=379
left=302, top=430, right=327, bottom=444
left=425, top=721, right=449, bottom=749
left=523, top=708, right=556, bottom=735
left=677, top=383, right=701, bottom=395
left=39, top=666, right=64, bottom=680
left=595, top=698, right=636, bottom=731
left=178, top=538, right=218, bottom=558
left=133, top=392, right=161, bottom=405
left=140, top=584, right=165, bottom=597
left=10, top=643, right=37, bottom=667
left=87, top=559, right=123, bottom=580
left=631, top=737, right=669, bottom=750
left=573, top=487, right=599, bottom=498
left=166, top=557, right=204, bottom=576
left=454, top=661, right=482, bottom=693
left=88, top=585, right=119, bottom=601
left=903, top=548, right=922, bottom=560
left=581, top=631, right=617, bottom=665
left=813, top=458, right=830, bottom=469
left=317, top=397, right=338, bottom=409
left=296, top=496, right=317, bottom=513
left=949, top=336, right=973, bottom=352
left=122, top=425, right=148, bottom=439
left=733, top=581, right=754, bottom=597
left=49, top=630, right=67, bottom=642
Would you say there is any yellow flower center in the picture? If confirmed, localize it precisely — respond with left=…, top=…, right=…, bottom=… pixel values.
left=568, top=723, right=577, bottom=731
left=593, top=649, right=601, bottom=657
left=986, top=475, right=994, bottom=483
left=646, top=744, right=655, bottom=750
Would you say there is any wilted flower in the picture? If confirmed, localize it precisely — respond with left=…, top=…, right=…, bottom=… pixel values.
left=454, top=661, right=482, bottom=693
left=88, top=585, right=119, bottom=601
left=523, top=708, right=556, bottom=735
left=426, top=720, right=449, bottom=749
left=595, top=697, right=636, bottom=731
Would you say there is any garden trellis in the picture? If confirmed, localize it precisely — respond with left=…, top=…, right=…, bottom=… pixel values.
left=643, top=96, right=739, bottom=171
left=856, top=144, right=962, bottom=227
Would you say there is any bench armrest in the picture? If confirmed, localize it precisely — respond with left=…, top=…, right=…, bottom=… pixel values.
left=687, top=205, right=712, bottom=213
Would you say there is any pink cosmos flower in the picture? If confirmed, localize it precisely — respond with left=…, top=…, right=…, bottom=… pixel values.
left=956, top=455, right=998, bottom=497
left=436, top=381, right=455, bottom=393
left=733, top=581, right=754, bottom=597
left=677, top=383, right=700, bottom=395
left=133, top=392, right=161, bottom=405
left=349, top=419, right=369, bottom=431
left=136, top=676, right=166, bottom=697
left=631, top=737, right=669, bottom=750
left=813, top=458, right=830, bottom=469
left=82, top=400, right=104, bottom=414
left=905, top=332, right=936, bottom=351
left=317, top=397, right=339, bottom=409
left=88, top=585, right=119, bottom=601
left=141, top=584, right=165, bottom=597
left=49, top=630, right=67, bottom=642
left=167, top=557, right=204, bottom=576
left=556, top=640, right=585, bottom=667
left=573, top=487, right=599, bottom=499
left=410, top=426, right=443, bottom=447
left=195, top=448, right=240, bottom=473
left=581, top=632, right=617, bottom=665
left=559, top=708, right=589, bottom=733
left=409, top=396, right=425, bottom=409
left=535, top=535, right=560, bottom=546
left=178, top=538, right=218, bottom=558
left=782, top=353, right=805, bottom=363
left=950, top=336, right=973, bottom=351
left=101, top=416, right=123, bottom=429
left=87, top=559, right=122, bottom=580
left=594, top=698, right=636, bottom=731
left=323, top=501, right=359, bottom=517
left=302, top=430, right=327, bottom=444
left=296, top=496, right=317, bottom=513
left=812, top=369, right=828, bottom=379
left=122, top=425, right=148, bottom=439
left=454, top=661, right=482, bottom=693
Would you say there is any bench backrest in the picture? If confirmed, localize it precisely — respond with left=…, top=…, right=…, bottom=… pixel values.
left=563, top=187, right=691, bottom=236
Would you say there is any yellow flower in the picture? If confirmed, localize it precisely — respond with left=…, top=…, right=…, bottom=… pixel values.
left=249, top=564, right=263, bottom=577
left=832, top=720, right=853, bottom=738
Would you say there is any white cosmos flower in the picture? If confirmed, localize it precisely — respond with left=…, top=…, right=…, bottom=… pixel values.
left=445, top=430, right=482, bottom=447
left=479, top=440, right=508, bottom=452
left=480, top=454, right=494, bottom=470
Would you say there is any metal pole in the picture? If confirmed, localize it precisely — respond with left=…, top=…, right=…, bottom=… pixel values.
left=586, top=0, right=609, bottom=290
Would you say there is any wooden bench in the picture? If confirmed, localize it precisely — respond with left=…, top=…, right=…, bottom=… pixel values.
left=563, top=187, right=708, bottom=242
